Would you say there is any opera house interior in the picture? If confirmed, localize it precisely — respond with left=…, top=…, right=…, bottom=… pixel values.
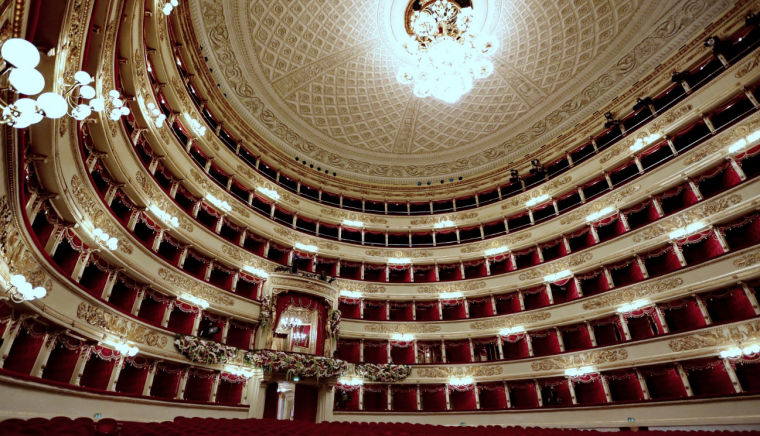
left=2, top=0, right=760, bottom=435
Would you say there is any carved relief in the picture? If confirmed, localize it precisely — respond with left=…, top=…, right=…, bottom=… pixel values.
left=222, top=244, right=273, bottom=271
left=469, top=311, right=552, bottom=330
left=274, top=227, right=339, bottom=251
left=365, top=249, right=433, bottom=258
left=632, top=195, right=742, bottom=242
left=318, top=208, right=387, bottom=225
left=531, top=349, right=628, bottom=371
left=134, top=172, right=194, bottom=232
left=669, top=319, right=760, bottom=351
left=364, top=324, right=441, bottom=334
left=190, top=170, right=250, bottom=218
left=417, top=281, right=486, bottom=294
left=76, top=302, right=169, bottom=348
left=410, top=212, right=479, bottom=226
left=683, top=114, right=760, bottom=165
left=270, top=276, right=337, bottom=299
left=518, top=253, right=593, bottom=281
left=460, top=232, right=533, bottom=254
left=501, top=176, right=573, bottom=210
left=559, top=185, right=641, bottom=225
left=417, top=365, right=503, bottom=378
left=335, top=281, right=386, bottom=294
left=69, top=176, right=134, bottom=254
left=158, top=268, right=235, bottom=306
left=733, top=249, right=760, bottom=268
left=582, top=277, right=683, bottom=310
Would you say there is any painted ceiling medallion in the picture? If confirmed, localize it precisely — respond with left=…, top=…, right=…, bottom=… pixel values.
left=397, top=0, right=498, bottom=103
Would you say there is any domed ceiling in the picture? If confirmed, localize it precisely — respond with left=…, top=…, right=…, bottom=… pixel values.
left=188, top=0, right=727, bottom=185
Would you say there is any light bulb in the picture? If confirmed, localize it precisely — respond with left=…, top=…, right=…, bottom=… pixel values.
left=147, top=102, right=156, bottom=110
left=9, top=68, right=45, bottom=95
left=36, top=92, right=68, bottom=119
left=93, top=228, right=103, bottom=237
left=79, top=85, right=96, bottom=99
left=11, top=98, right=43, bottom=128
left=163, top=4, right=173, bottom=15
left=31, top=287, right=46, bottom=299
left=99, top=232, right=110, bottom=242
left=72, top=104, right=92, bottom=120
left=108, top=90, right=120, bottom=98
left=120, top=107, right=130, bottom=116
left=19, top=282, right=33, bottom=296
left=89, top=98, right=105, bottom=112
left=74, top=71, right=93, bottom=85
left=10, top=274, right=26, bottom=287
left=1, top=38, right=40, bottom=69
left=171, top=0, right=179, bottom=6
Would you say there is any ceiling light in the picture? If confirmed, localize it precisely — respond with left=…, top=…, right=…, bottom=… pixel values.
left=397, top=1, right=498, bottom=103
left=256, top=186, right=280, bottom=201
left=180, top=293, right=209, bottom=309
left=440, top=291, right=463, bottom=299
left=434, top=220, right=455, bottom=229
left=388, top=257, right=411, bottom=264
left=525, top=194, right=550, bottom=208
left=449, top=376, right=474, bottom=385
left=391, top=333, right=415, bottom=341
left=6, top=273, right=47, bottom=302
left=343, top=219, right=364, bottom=227
left=243, top=265, right=269, bottom=279
left=617, top=299, right=649, bottom=313
left=565, top=366, right=596, bottom=377
left=206, top=193, right=232, bottom=212
left=484, top=246, right=509, bottom=256
left=585, top=207, right=615, bottom=222
left=340, top=290, right=362, bottom=298
left=113, top=341, right=139, bottom=357
left=498, top=326, right=524, bottom=336
left=667, top=221, right=706, bottom=239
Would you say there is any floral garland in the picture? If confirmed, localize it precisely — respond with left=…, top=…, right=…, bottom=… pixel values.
left=356, top=363, right=412, bottom=382
left=328, top=309, right=341, bottom=340
left=174, top=335, right=237, bottom=365
left=260, top=296, right=274, bottom=331
left=245, top=350, right=347, bottom=380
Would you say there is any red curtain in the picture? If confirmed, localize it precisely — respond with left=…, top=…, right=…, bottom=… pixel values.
left=604, top=371, right=644, bottom=402
left=363, top=301, right=388, bottom=321
left=734, top=358, right=760, bottom=392
left=216, top=374, right=245, bottom=404
left=495, top=294, right=521, bottom=315
left=702, top=287, right=756, bottom=323
left=4, top=322, right=46, bottom=375
left=449, top=385, right=477, bottom=410
left=678, top=230, right=725, bottom=265
left=641, top=365, right=687, bottom=399
left=293, top=384, right=319, bottom=422
left=445, top=340, right=472, bottom=363
left=530, top=330, right=560, bottom=357
left=363, top=341, right=388, bottom=364
left=415, top=302, right=440, bottom=321
left=442, top=299, right=467, bottom=320
left=80, top=347, right=119, bottom=390
left=391, top=386, right=418, bottom=411
left=578, top=269, right=609, bottom=295
left=540, top=378, right=572, bottom=406
left=334, top=385, right=360, bottom=410
left=362, top=386, right=388, bottom=411
left=227, top=320, right=254, bottom=350
left=642, top=245, right=682, bottom=277
left=683, top=359, right=735, bottom=396
left=389, top=302, right=414, bottom=321
left=478, top=383, right=507, bottom=409
left=151, top=363, right=184, bottom=398
left=338, top=298, right=362, bottom=319
left=263, top=383, right=279, bottom=419
left=467, top=298, right=493, bottom=318
left=275, top=292, right=326, bottom=355
left=390, top=341, right=415, bottom=364
left=184, top=369, right=215, bottom=402
left=509, top=382, right=539, bottom=408
left=624, top=309, right=659, bottom=340
left=116, top=357, right=152, bottom=395
left=661, top=298, right=706, bottom=332
left=523, top=286, right=550, bottom=310
left=167, top=303, right=199, bottom=335
left=720, top=212, right=760, bottom=251
left=501, top=334, right=530, bottom=360
left=420, top=385, right=447, bottom=411
left=559, top=324, right=592, bottom=352
left=573, top=376, right=607, bottom=404
left=137, top=291, right=170, bottom=326
left=591, top=317, right=623, bottom=346
left=336, top=340, right=361, bottom=363
left=608, top=259, right=645, bottom=287
left=41, top=336, right=83, bottom=383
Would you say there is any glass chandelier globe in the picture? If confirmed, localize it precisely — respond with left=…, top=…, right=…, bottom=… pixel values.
left=1, top=38, right=40, bottom=69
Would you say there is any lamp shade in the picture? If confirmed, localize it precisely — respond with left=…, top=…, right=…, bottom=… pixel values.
left=9, top=68, right=45, bottom=95
left=37, top=92, right=68, bottom=119
left=11, top=98, right=43, bottom=128
left=1, top=38, right=40, bottom=69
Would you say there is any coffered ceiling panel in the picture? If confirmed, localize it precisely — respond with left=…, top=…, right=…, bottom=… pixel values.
left=190, top=0, right=731, bottom=183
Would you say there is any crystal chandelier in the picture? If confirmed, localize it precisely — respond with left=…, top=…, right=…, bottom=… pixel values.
left=397, top=0, right=499, bottom=104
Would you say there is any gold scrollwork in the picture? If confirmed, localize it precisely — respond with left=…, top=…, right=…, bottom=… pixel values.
left=531, top=349, right=628, bottom=371
left=76, top=302, right=169, bottom=348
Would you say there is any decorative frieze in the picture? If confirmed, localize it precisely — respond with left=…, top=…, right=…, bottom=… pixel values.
left=336, top=281, right=387, bottom=294
left=460, top=232, right=533, bottom=254
left=417, top=281, right=486, bottom=294
left=501, top=176, right=573, bottom=210
left=270, top=276, right=337, bottom=299
left=190, top=170, right=250, bottom=218
left=70, top=176, right=134, bottom=254
left=733, top=249, right=760, bottom=268
left=76, top=302, right=169, bottom=348
left=318, top=207, right=387, bottom=224
left=531, top=349, right=628, bottom=371
left=417, top=365, right=503, bottom=378
left=410, top=212, right=478, bottom=226
left=469, top=311, right=552, bottom=330
left=582, top=277, right=684, bottom=310
left=632, top=195, right=742, bottom=242
left=668, top=319, right=760, bottom=352
left=560, top=185, right=641, bottom=225
left=158, top=268, right=235, bottom=306
left=518, top=253, right=593, bottom=281
left=134, top=172, right=194, bottom=232
left=364, top=249, right=433, bottom=258
left=274, top=227, right=339, bottom=251
left=364, top=324, right=441, bottom=334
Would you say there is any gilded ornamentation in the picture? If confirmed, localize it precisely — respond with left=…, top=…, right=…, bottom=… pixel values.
left=518, top=253, right=593, bottom=281
left=134, top=172, right=194, bottom=232
left=683, top=113, right=760, bottom=166
left=0, top=196, right=53, bottom=292
left=648, top=104, right=694, bottom=133
left=336, top=281, right=386, bottom=294
left=632, top=195, right=742, bottom=242
left=735, top=50, right=760, bottom=78
left=582, top=277, right=683, bottom=310
left=99, top=18, right=120, bottom=138
left=559, top=185, right=641, bottom=225
left=274, top=227, right=339, bottom=251
left=733, top=249, right=760, bottom=268
left=365, top=249, right=433, bottom=258
left=417, top=281, right=486, bottom=294
left=668, top=319, right=760, bottom=352
left=460, top=232, right=533, bottom=254
left=469, top=311, right=552, bottom=330
left=158, top=268, right=235, bottom=306
left=270, top=276, right=337, bottom=299
left=76, top=302, right=169, bottom=348
left=222, top=244, right=273, bottom=271
left=70, top=176, right=134, bottom=254
left=410, top=212, right=479, bottom=226
left=318, top=208, right=387, bottom=225
left=363, top=324, right=441, bottom=334
left=59, top=0, right=91, bottom=137
left=531, top=349, right=628, bottom=371
left=417, top=365, right=503, bottom=378
left=190, top=170, right=250, bottom=218
left=501, top=176, right=573, bottom=210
